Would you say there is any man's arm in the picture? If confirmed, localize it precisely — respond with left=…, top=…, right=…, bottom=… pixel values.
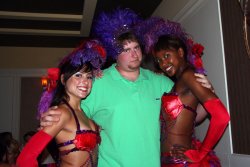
left=40, top=73, right=213, bottom=127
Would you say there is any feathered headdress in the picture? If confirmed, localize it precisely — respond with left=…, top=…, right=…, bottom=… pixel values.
left=37, top=39, right=106, bottom=118
left=135, top=17, right=206, bottom=74
left=92, top=8, right=142, bottom=60
left=60, top=39, right=106, bottom=71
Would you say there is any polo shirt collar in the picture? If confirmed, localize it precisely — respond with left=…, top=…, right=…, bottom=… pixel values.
left=110, top=63, right=148, bottom=81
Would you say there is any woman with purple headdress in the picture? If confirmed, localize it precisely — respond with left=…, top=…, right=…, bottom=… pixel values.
left=16, top=39, right=106, bottom=167
left=138, top=17, right=230, bottom=166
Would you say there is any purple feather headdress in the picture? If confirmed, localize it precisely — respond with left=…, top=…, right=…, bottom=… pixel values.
left=92, top=8, right=142, bottom=60
left=37, top=39, right=106, bottom=118
left=135, top=17, right=206, bottom=74
left=65, top=39, right=106, bottom=70
left=135, top=17, right=190, bottom=54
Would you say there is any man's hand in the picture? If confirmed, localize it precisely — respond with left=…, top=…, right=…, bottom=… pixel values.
left=94, top=69, right=103, bottom=78
left=194, top=73, right=214, bottom=92
left=39, top=106, right=61, bottom=129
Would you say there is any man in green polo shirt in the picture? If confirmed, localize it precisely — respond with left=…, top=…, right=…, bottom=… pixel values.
left=78, top=9, right=173, bottom=166
left=81, top=33, right=173, bottom=166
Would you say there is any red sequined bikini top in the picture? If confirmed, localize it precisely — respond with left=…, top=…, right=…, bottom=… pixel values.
left=161, top=92, right=196, bottom=120
left=57, top=100, right=101, bottom=156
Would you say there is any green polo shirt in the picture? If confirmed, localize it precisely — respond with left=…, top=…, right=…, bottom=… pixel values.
left=82, top=64, right=173, bottom=167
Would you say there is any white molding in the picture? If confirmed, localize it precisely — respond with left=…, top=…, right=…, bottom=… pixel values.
left=217, top=0, right=234, bottom=155
left=81, top=0, right=98, bottom=36
left=173, top=0, right=208, bottom=22
left=0, top=28, right=81, bottom=36
left=0, top=11, right=82, bottom=22
left=0, top=69, right=46, bottom=77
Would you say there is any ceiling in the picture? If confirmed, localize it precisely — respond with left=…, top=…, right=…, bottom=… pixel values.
left=0, top=0, right=162, bottom=48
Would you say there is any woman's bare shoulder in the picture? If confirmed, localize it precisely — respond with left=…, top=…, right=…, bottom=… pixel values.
left=181, top=68, right=196, bottom=82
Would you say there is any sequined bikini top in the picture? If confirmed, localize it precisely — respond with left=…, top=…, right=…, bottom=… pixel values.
left=57, top=100, right=101, bottom=156
left=161, top=92, right=196, bottom=120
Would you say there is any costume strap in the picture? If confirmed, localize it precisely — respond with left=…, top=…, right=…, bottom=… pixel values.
left=63, top=99, right=81, bottom=131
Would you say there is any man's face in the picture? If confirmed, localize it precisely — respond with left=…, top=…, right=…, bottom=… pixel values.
left=116, top=40, right=142, bottom=72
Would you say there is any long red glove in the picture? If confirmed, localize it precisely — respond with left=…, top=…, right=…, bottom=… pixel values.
left=17, top=130, right=53, bottom=167
left=184, top=98, right=230, bottom=162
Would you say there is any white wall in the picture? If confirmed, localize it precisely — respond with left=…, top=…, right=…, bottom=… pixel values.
left=179, top=1, right=231, bottom=166
left=153, top=0, right=190, bottom=19
left=0, top=69, right=46, bottom=140
left=0, top=77, right=17, bottom=134
left=153, top=0, right=247, bottom=166
left=0, top=46, right=72, bottom=69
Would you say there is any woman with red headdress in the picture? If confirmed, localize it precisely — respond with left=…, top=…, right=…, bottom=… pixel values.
left=17, top=39, right=106, bottom=167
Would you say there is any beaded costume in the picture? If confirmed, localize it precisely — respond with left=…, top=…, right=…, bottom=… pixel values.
left=160, top=90, right=221, bottom=167
left=57, top=100, right=101, bottom=167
